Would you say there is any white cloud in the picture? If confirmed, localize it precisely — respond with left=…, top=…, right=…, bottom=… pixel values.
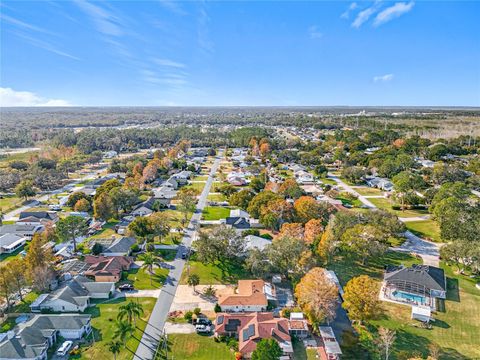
left=0, top=14, right=56, bottom=36
left=156, top=0, right=187, bottom=15
left=308, top=26, right=323, bottom=39
left=373, top=74, right=394, bottom=82
left=74, top=0, right=124, bottom=36
left=13, top=32, right=81, bottom=61
left=0, top=88, right=72, bottom=107
left=153, top=58, right=186, bottom=68
left=341, top=2, right=358, bottom=19
left=352, top=4, right=379, bottom=28
left=373, top=2, right=415, bottom=27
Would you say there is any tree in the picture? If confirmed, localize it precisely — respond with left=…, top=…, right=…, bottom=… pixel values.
left=74, top=198, right=91, bottom=212
left=267, top=236, right=312, bottom=280
left=294, top=196, right=331, bottom=224
left=259, top=142, right=271, bottom=157
left=392, top=171, right=426, bottom=210
left=187, top=274, right=200, bottom=293
left=250, top=174, right=267, bottom=192
left=66, top=191, right=90, bottom=207
left=341, top=224, right=389, bottom=265
left=193, top=225, right=243, bottom=263
left=177, top=188, right=198, bottom=225
left=245, top=248, right=272, bottom=279
left=140, top=252, right=161, bottom=285
left=342, top=275, right=383, bottom=323
left=110, top=187, right=139, bottom=214
left=118, top=301, right=144, bottom=327
left=24, top=234, right=54, bottom=275
left=304, top=219, right=324, bottom=244
left=314, top=164, right=328, bottom=178
left=31, top=265, right=56, bottom=292
left=142, top=162, right=158, bottom=183
left=229, top=189, right=254, bottom=210
left=108, top=340, right=122, bottom=360
left=251, top=338, right=282, bottom=360
left=94, top=192, right=116, bottom=220
left=91, top=242, right=103, bottom=255
left=149, top=212, right=171, bottom=242
left=341, top=166, right=366, bottom=184
left=8, top=259, right=28, bottom=302
left=56, top=215, right=88, bottom=252
left=95, top=178, right=121, bottom=199
left=247, top=191, right=281, bottom=218
left=260, top=199, right=294, bottom=231
left=430, top=182, right=472, bottom=213
left=0, top=265, right=13, bottom=310
left=377, top=327, right=396, bottom=360
left=128, top=216, right=153, bottom=242
left=279, top=223, right=304, bottom=240
left=113, top=320, right=135, bottom=347
left=15, top=180, right=35, bottom=200
left=440, top=241, right=470, bottom=271
left=295, top=267, right=338, bottom=324
left=279, top=179, right=304, bottom=199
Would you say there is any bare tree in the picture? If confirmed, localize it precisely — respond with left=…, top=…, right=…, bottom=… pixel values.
left=377, top=327, right=396, bottom=360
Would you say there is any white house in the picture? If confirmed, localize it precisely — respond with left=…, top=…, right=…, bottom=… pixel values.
left=0, top=233, right=27, bottom=254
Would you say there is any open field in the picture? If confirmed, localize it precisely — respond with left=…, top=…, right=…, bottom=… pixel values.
left=180, top=256, right=252, bottom=285
left=164, top=334, right=234, bottom=359
left=0, top=195, right=23, bottom=212
left=201, top=206, right=230, bottom=220
left=353, top=186, right=384, bottom=196
left=126, top=266, right=169, bottom=290
left=207, top=193, right=227, bottom=202
left=405, top=220, right=442, bottom=242
left=368, top=197, right=430, bottom=218
left=78, top=297, right=156, bottom=360
left=183, top=181, right=206, bottom=192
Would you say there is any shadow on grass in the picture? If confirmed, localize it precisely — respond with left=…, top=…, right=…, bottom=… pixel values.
left=446, top=277, right=460, bottom=302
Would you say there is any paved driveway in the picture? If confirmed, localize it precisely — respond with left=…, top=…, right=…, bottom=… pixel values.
left=133, top=152, right=222, bottom=360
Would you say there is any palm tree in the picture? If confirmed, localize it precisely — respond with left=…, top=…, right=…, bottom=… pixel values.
left=107, top=340, right=122, bottom=360
left=113, top=320, right=135, bottom=347
left=117, top=301, right=144, bottom=327
left=187, top=273, right=200, bottom=293
left=141, top=252, right=162, bottom=286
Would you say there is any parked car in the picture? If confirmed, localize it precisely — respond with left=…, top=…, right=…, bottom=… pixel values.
left=195, top=324, right=211, bottom=333
left=181, top=252, right=187, bottom=259
left=57, top=341, right=73, bottom=356
left=118, top=284, right=135, bottom=291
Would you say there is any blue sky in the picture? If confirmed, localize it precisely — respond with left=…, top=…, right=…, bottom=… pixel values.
left=1, top=1, right=479, bottom=106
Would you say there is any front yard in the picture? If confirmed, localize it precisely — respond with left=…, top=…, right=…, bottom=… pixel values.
left=368, top=197, right=430, bottom=218
left=180, top=256, right=252, bottom=285
left=162, top=333, right=234, bottom=359
left=201, top=206, right=231, bottom=220
left=405, top=220, right=441, bottom=242
left=125, top=266, right=169, bottom=290
left=78, top=297, right=156, bottom=360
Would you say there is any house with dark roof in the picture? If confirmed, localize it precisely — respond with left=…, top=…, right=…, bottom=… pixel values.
left=30, top=276, right=114, bottom=313
left=225, top=217, right=251, bottom=230
left=130, top=197, right=156, bottom=216
left=215, top=312, right=293, bottom=358
left=381, top=265, right=446, bottom=310
left=84, top=255, right=134, bottom=282
left=0, top=314, right=91, bottom=360
left=101, top=236, right=137, bottom=256
left=17, top=211, right=58, bottom=226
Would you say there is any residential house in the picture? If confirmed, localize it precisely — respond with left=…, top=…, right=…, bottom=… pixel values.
left=227, top=176, right=247, bottom=186
left=225, top=217, right=251, bottom=230
left=214, top=312, right=293, bottom=358
left=230, top=209, right=250, bottom=219
left=0, top=224, right=43, bottom=240
left=218, top=280, right=276, bottom=312
left=0, top=233, right=27, bottom=254
left=131, top=197, right=156, bottom=216
left=381, top=265, right=446, bottom=310
left=319, top=326, right=342, bottom=360
left=288, top=312, right=309, bottom=339
left=30, top=276, right=114, bottom=313
left=163, top=177, right=178, bottom=190
left=0, top=314, right=92, bottom=360
left=172, top=170, right=192, bottom=185
left=17, top=211, right=58, bottom=226
left=243, top=235, right=272, bottom=253
left=365, top=176, right=393, bottom=191
left=101, top=236, right=137, bottom=256
left=295, top=170, right=314, bottom=184
left=152, top=186, right=177, bottom=208
left=84, top=255, right=134, bottom=282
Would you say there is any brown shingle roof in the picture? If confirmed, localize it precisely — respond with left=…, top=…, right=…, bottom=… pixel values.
left=218, top=280, right=268, bottom=306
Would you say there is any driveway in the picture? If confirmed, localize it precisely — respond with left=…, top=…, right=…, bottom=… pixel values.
left=133, top=151, right=223, bottom=360
left=164, top=322, right=196, bottom=334
left=327, top=173, right=440, bottom=266
left=114, top=289, right=161, bottom=298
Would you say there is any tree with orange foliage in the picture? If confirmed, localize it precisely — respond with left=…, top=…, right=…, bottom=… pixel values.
left=264, top=181, right=280, bottom=193
left=295, top=267, right=338, bottom=324
left=393, top=138, right=406, bottom=148
left=142, top=162, right=158, bottom=183
left=259, top=142, right=271, bottom=157
left=279, top=179, right=303, bottom=199
left=294, top=196, right=330, bottom=224
left=132, top=162, right=144, bottom=177
left=260, top=199, right=294, bottom=231
left=304, top=219, right=324, bottom=244
left=279, top=223, right=304, bottom=240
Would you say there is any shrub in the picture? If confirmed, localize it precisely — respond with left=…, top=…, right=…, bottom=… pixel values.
left=91, top=243, right=103, bottom=255
left=259, top=233, right=273, bottom=240
left=214, top=303, right=222, bottom=313
left=242, top=229, right=260, bottom=236
left=184, top=311, right=193, bottom=322
left=193, top=307, right=201, bottom=315
left=146, top=243, right=155, bottom=252
left=130, top=243, right=140, bottom=252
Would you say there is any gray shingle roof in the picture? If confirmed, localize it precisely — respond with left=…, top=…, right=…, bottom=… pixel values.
left=384, top=265, right=446, bottom=292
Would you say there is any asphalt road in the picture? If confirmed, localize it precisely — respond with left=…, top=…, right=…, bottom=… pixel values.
left=133, top=153, right=222, bottom=360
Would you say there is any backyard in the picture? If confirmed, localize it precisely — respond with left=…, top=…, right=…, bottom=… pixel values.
left=78, top=297, right=156, bottom=360
left=162, top=333, right=235, bottom=359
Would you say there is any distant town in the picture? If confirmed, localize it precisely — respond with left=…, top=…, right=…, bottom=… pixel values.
left=0, top=107, right=479, bottom=360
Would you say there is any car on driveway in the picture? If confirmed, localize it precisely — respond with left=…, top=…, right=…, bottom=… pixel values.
left=56, top=341, right=73, bottom=357
left=118, top=284, right=135, bottom=292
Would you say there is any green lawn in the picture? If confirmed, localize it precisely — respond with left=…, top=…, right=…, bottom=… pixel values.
left=0, top=247, right=24, bottom=263
left=292, top=338, right=318, bottom=360
left=180, top=256, right=252, bottom=285
left=207, top=193, right=227, bottom=202
left=156, top=249, right=177, bottom=261
left=11, top=291, right=40, bottom=313
left=368, top=197, right=430, bottom=218
left=193, top=175, right=209, bottom=181
left=156, top=232, right=182, bottom=245
left=320, top=177, right=337, bottom=185
left=126, top=266, right=169, bottom=289
left=183, top=181, right=206, bottom=192
left=0, top=195, right=23, bottom=212
left=354, top=187, right=384, bottom=196
left=162, top=209, right=192, bottom=228
left=370, top=263, right=480, bottom=360
left=405, top=220, right=441, bottom=242
left=163, top=334, right=235, bottom=359
left=201, top=206, right=231, bottom=220
left=78, top=297, right=156, bottom=360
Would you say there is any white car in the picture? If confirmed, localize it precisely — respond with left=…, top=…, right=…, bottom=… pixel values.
left=56, top=340, right=73, bottom=356
left=195, top=324, right=211, bottom=333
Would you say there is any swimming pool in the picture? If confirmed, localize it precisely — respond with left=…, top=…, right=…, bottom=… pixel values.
left=392, top=290, right=426, bottom=304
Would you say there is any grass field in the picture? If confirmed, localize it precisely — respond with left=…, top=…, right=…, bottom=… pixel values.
left=405, top=220, right=441, bottom=242
left=370, top=263, right=480, bottom=360
left=0, top=195, right=23, bottom=212
left=164, top=334, right=235, bottom=359
left=78, top=297, right=156, bottom=360
left=193, top=175, right=209, bottom=181
left=368, top=197, right=430, bottom=218
left=207, top=193, right=227, bottom=202
left=126, top=266, right=169, bottom=289
left=201, top=206, right=231, bottom=220
left=162, top=209, right=192, bottom=228
left=180, top=256, right=251, bottom=285
left=156, top=249, right=177, bottom=261
left=183, top=181, right=206, bottom=192
left=353, top=186, right=384, bottom=196
left=292, top=338, right=318, bottom=360
left=320, top=177, right=337, bottom=185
